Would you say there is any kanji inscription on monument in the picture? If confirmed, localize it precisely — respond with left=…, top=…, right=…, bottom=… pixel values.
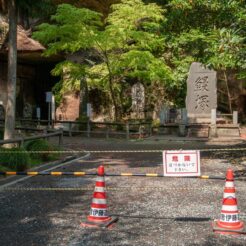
left=186, top=62, right=217, bottom=122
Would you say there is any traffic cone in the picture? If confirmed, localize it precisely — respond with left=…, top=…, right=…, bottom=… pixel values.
left=212, top=168, right=244, bottom=234
left=81, top=165, right=118, bottom=228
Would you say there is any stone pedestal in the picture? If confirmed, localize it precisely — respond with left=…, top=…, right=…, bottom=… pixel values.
left=209, top=124, right=218, bottom=138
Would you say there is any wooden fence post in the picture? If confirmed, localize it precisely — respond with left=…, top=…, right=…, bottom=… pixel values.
left=69, top=122, right=72, bottom=137
left=148, top=122, right=152, bottom=136
left=59, top=130, right=63, bottom=146
left=87, top=120, right=91, bottom=138
left=126, top=122, right=129, bottom=140
left=233, top=111, right=238, bottom=125
left=106, top=124, right=109, bottom=139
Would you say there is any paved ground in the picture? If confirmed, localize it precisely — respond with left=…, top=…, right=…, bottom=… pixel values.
left=0, top=137, right=246, bottom=246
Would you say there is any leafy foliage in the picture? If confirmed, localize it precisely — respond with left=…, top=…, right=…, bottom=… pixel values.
left=0, top=147, right=30, bottom=171
left=162, top=0, right=246, bottom=112
left=33, top=0, right=246, bottom=117
left=24, top=139, right=60, bottom=162
left=34, top=1, right=174, bottom=120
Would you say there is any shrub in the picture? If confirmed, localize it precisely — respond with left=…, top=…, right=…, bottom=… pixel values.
left=76, top=115, right=89, bottom=131
left=151, top=119, right=160, bottom=128
left=25, top=139, right=59, bottom=162
left=0, top=147, right=30, bottom=171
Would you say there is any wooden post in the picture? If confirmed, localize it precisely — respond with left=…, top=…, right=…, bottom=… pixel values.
left=211, top=109, right=217, bottom=125
left=106, top=124, right=109, bottom=139
left=210, top=109, right=217, bottom=138
left=68, top=122, right=72, bottom=137
left=59, top=130, right=63, bottom=146
left=233, top=111, right=238, bottom=125
left=148, top=122, right=152, bottom=136
left=181, top=108, right=188, bottom=125
left=87, top=120, right=91, bottom=138
left=20, top=138, right=24, bottom=148
left=126, top=122, right=129, bottom=140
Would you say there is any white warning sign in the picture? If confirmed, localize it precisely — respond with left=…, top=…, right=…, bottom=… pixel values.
left=163, top=150, right=200, bottom=177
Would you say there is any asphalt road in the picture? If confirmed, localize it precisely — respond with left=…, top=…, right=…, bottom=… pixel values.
left=0, top=137, right=246, bottom=246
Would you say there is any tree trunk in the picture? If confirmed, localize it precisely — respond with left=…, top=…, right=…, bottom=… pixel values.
left=1, top=0, right=7, bottom=12
left=4, top=0, right=17, bottom=144
left=108, top=75, right=119, bottom=121
left=223, top=70, right=232, bottom=114
left=79, top=78, right=88, bottom=117
left=103, top=52, right=120, bottom=121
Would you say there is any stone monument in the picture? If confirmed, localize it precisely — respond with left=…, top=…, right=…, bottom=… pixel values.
left=23, top=102, right=33, bottom=118
left=131, top=82, right=145, bottom=119
left=186, top=62, right=217, bottom=123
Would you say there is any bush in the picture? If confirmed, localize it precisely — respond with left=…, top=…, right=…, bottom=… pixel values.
left=0, top=129, right=3, bottom=140
left=76, top=115, right=89, bottom=131
left=0, top=147, right=30, bottom=171
left=151, top=119, right=160, bottom=128
left=24, top=139, right=59, bottom=162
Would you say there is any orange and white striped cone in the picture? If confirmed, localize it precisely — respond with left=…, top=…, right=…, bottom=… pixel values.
left=81, top=165, right=118, bottom=228
left=212, top=168, right=244, bottom=234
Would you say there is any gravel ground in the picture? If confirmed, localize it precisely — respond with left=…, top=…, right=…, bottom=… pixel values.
left=0, top=137, right=246, bottom=246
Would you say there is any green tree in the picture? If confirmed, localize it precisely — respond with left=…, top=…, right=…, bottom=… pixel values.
left=162, top=0, right=246, bottom=112
left=34, top=1, right=173, bottom=120
left=4, top=0, right=17, bottom=144
left=3, top=0, right=54, bottom=144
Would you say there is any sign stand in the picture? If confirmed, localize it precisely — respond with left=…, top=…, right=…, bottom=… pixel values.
left=46, top=92, right=52, bottom=129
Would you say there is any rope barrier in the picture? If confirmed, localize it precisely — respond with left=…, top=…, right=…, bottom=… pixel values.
left=0, top=147, right=246, bottom=153
left=0, top=186, right=225, bottom=192
left=1, top=185, right=245, bottom=192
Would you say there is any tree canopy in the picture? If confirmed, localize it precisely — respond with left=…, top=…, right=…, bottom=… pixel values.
left=33, top=1, right=174, bottom=120
left=33, top=0, right=246, bottom=119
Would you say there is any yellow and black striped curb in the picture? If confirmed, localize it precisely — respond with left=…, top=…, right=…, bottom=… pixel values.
left=0, top=147, right=246, bottom=153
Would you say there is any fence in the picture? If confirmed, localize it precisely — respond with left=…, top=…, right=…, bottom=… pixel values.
left=0, top=129, right=63, bottom=147
left=1, top=119, right=152, bottom=139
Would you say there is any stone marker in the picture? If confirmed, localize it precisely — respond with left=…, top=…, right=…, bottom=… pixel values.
left=131, top=82, right=145, bottom=119
left=186, top=62, right=217, bottom=123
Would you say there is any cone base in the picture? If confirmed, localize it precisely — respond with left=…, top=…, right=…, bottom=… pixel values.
left=87, top=215, right=111, bottom=222
left=81, top=216, right=118, bottom=228
left=212, top=220, right=245, bottom=235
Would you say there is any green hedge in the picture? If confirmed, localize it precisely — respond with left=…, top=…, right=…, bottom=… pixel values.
left=0, top=147, right=30, bottom=171
left=24, top=139, right=60, bottom=162
left=0, top=139, right=60, bottom=172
